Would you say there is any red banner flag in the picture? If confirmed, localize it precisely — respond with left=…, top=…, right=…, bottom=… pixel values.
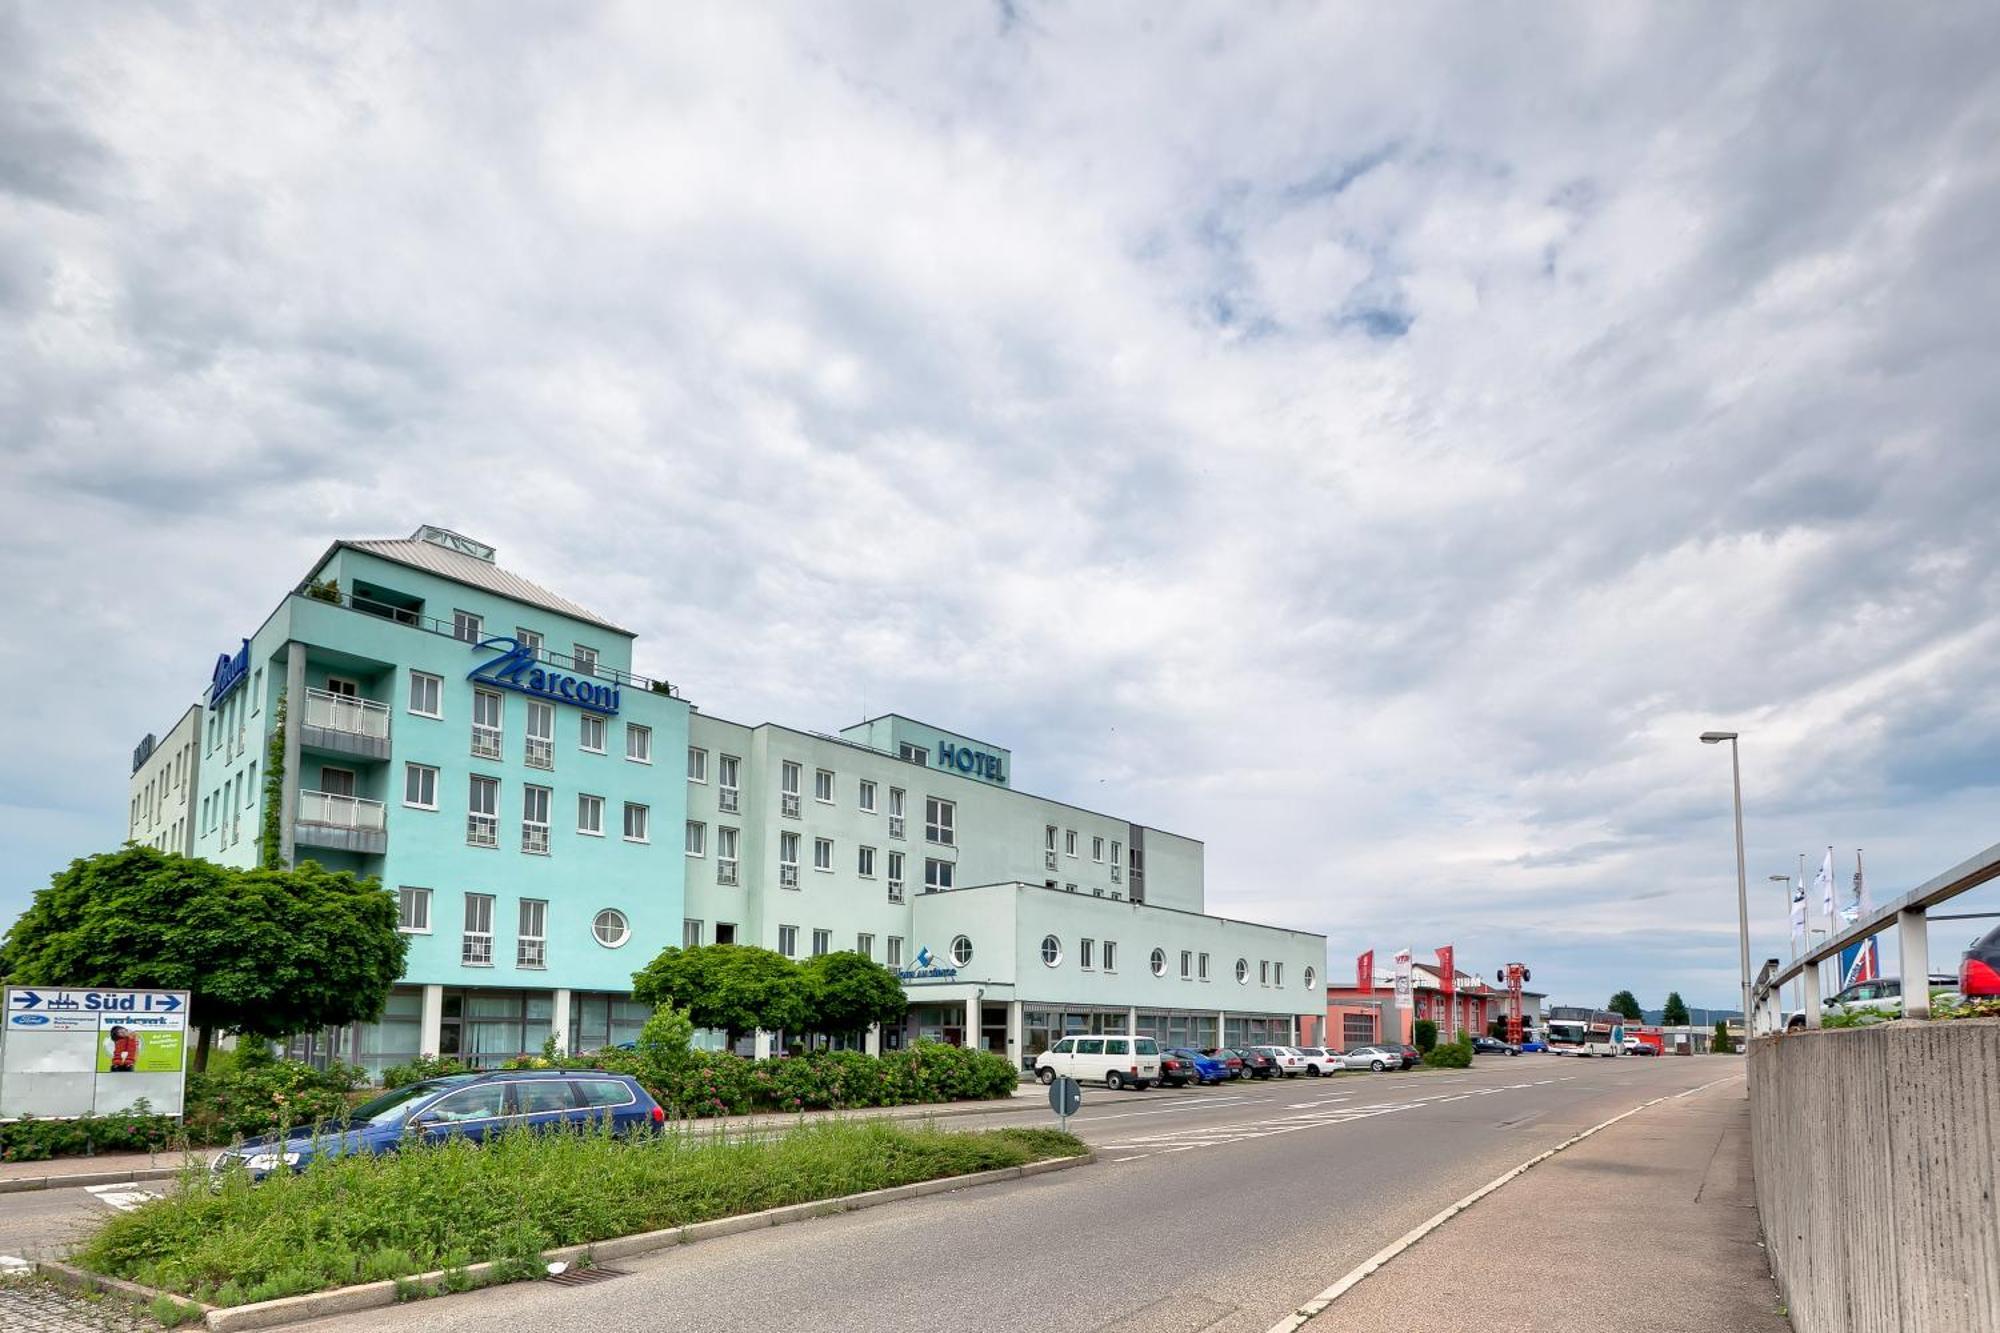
left=1437, top=945, right=1455, bottom=995
left=1357, top=950, right=1375, bottom=993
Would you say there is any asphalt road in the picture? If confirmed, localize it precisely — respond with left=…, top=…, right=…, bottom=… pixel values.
left=212, top=1054, right=1739, bottom=1333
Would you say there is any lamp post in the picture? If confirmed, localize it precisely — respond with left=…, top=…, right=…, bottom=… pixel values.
left=1770, top=872, right=1798, bottom=1019
left=1700, top=731, right=1753, bottom=1037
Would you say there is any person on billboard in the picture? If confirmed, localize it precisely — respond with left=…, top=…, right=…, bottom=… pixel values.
left=107, top=1024, right=138, bottom=1072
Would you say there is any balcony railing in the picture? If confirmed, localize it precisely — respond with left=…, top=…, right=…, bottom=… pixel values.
left=467, top=814, right=498, bottom=847
left=301, top=688, right=391, bottom=759
left=296, top=790, right=387, bottom=855
left=1045, top=850, right=1058, bottom=870
left=463, top=934, right=493, bottom=966
left=889, top=815, right=905, bottom=839
left=525, top=738, right=553, bottom=770
left=887, top=880, right=905, bottom=903
left=779, top=864, right=799, bottom=889
left=781, top=792, right=800, bottom=818
left=522, top=824, right=550, bottom=855
left=717, top=860, right=739, bottom=886
left=518, top=939, right=546, bottom=968
left=1111, top=865, right=1122, bottom=882
left=471, top=726, right=502, bottom=760
left=719, top=787, right=739, bottom=814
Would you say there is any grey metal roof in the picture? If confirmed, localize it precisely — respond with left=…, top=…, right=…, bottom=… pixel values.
left=339, top=537, right=633, bottom=637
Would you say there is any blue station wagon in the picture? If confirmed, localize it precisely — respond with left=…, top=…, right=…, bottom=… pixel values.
left=210, top=1070, right=665, bottom=1177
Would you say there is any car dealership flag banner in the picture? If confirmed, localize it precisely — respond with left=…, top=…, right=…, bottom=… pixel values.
left=1839, top=849, right=1880, bottom=988
left=1817, top=847, right=1837, bottom=922
left=1789, top=881, right=1807, bottom=947
left=1436, top=946, right=1455, bottom=1038
left=1392, top=949, right=1413, bottom=1007
left=1357, top=950, right=1374, bottom=994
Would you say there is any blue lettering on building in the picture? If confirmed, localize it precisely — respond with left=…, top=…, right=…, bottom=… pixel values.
left=895, top=945, right=959, bottom=982
left=207, top=638, right=251, bottom=706
left=935, top=741, right=1004, bottom=784
left=468, top=637, right=620, bottom=715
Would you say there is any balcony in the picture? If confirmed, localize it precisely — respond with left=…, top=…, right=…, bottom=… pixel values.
left=719, top=787, right=739, bottom=814
left=716, top=860, right=739, bottom=886
left=295, top=789, right=387, bottom=855
left=300, top=689, right=390, bottom=761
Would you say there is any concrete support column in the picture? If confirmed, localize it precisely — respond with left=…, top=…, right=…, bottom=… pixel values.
left=1006, top=1001, right=1023, bottom=1067
left=1898, top=908, right=1931, bottom=1019
left=1217, top=1010, right=1227, bottom=1048
left=864, top=1022, right=881, bottom=1056
left=967, top=998, right=979, bottom=1049
left=753, top=1029, right=772, bottom=1060
left=419, top=984, right=444, bottom=1057
left=1126, top=1005, right=1138, bottom=1036
left=550, top=987, right=572, bottom=1053
left=279, top=642, right=305, bottom=868
left=1802, top=962, right=1823, bottom=1029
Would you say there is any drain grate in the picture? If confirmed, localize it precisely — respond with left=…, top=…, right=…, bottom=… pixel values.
left=547, top=1265, right=629, bottom=1287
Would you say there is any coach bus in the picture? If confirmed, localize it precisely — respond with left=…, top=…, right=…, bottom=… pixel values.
left=1545, top=1006, right=1624, bottom=1057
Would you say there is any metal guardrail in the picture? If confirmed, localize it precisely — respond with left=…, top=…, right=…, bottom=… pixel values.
left=1752, top=838, right=2000, bottom=1032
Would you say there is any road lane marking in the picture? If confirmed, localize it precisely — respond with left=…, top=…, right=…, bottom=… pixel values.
left=1263, top=1072, right=1742, bottom=1331
left=83, top=1182, right=160, bottom=1213
left=0, top=1255, right=32, bottom=1275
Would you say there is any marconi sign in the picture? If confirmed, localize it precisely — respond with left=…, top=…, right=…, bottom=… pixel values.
left=468, top=637, right=621, bottom=715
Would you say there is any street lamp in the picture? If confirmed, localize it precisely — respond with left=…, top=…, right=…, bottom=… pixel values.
left=1771, top=872, right=1800, bottom=1018
left=1700, top=731, right=1753, bottom=1035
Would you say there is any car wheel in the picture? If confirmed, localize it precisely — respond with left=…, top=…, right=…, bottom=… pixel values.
left=1106, top=1070, right=1125, bottom=1091
left=1037, top=1067, right=1055, bottom=1085
left=1371, top=1059, right=1385, bottom=1071
left=1134, top=1079, right=1152, bottom=1091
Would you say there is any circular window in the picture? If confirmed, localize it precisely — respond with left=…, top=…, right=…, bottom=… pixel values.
left=1305, top=966, right=1318, bottom=991
left=1150, top=948, right=1166, bottom=976
left=950, top=935, right=973, bottom=967
left=592, top=908, right=630, bottom=948
left=1235, top=958, right=1249, bottom=984
left=1041, top=935, right=1062, bottom=967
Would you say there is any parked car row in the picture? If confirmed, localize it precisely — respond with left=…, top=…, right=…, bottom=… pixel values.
left=1032, top=1037, right=1500, bottom=1089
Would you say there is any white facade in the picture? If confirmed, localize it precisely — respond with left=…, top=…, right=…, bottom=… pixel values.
left=127, top=703, right=202, bottom=856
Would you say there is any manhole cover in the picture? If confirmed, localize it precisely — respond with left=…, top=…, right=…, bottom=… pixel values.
left=548, top=1266, right=629, bottom=1286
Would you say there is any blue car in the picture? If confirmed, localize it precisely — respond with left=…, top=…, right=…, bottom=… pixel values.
left=1166, top=1047, right=1232, bottom=1086
left=210, top=1070, right=665, bottom=1177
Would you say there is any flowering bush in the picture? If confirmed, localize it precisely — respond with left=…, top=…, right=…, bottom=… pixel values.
left=381, top=1054, right=471, bottom=1088
left=0, top=1111, right=182, bottom=1162
left=183, top=1059, right=363, bottom=1143
left=643, top=1042, right=1017, bottom=1118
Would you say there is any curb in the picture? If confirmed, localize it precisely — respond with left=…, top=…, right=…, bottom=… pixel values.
left=0, top=1096, right=1039, bottom=1195
left=41, top=1151, right=1093, bottom=1331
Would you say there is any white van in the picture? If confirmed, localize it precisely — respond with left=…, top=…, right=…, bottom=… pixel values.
left=1034, top=1035, right=1162, bottom=1091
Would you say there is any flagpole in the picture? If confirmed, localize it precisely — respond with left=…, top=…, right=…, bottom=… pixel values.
left=1797, top=851, right=1807, bottom=1014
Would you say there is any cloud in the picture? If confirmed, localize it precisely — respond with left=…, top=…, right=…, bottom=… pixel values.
left=5, top=2, right=1999, bottom=1009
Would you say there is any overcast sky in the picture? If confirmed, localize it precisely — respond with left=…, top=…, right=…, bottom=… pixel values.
left=5, top=4, right=1998, bottom=1012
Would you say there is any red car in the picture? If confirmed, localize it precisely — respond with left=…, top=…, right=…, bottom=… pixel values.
left=1961, top=923, right=2000, bottom=998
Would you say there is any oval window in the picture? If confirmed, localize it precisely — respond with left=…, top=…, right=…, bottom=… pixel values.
left=1041, top=935, right=1062, bottom=967
left=593, top=908, right=630, bottom=948
left=1235, top=958, right=1249, bottom=984
left=1150, top=948, right=1166, bottom=976
left=1305, top=966, right=1318, bottom=991
left=950, top=935, right=973, bottom=967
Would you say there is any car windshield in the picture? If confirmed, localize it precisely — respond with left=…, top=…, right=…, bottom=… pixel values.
left=347, top=1081, right=463, bottom=1126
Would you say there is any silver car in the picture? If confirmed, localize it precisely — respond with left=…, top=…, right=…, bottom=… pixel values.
left=1339, top=1045, right=1404, bottom=1072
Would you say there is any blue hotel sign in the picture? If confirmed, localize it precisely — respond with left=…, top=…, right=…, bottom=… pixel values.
left=936, top=741, right=1005, bottom=783
left=207, top=638, right=250, bottom=706
left=468, top=637, right=620, bottom=715
left=895, top=946, right=959, bottom=982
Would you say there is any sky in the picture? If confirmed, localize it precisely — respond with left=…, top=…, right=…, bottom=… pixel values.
left=4, top=3, right=1999, bottom=1013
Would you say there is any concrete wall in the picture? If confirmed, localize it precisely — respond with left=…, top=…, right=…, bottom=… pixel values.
left=1749, top=1018, right=2000, bottom=1333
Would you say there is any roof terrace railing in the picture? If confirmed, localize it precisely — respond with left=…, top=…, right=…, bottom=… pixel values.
left=1750, top=838, right=2000, bottom=1034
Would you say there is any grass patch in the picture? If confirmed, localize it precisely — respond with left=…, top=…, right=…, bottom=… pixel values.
left=76, top=1121, right=1084, bottom=1306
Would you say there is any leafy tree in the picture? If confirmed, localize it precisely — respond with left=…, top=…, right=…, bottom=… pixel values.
left=1607, top=990, right=1644, bottom=1021
left=1, top=847, right=406, bottom=1069
left=631, top=944, right=806, bottom=1047
left=1413, top=1018, right=1438, bottom=1052
left=1662, top=992, right=1691, bottom=1026
left=800, top=951, right=907, bottom=1040
left=1712, top=1019, right=1736, bottom=1054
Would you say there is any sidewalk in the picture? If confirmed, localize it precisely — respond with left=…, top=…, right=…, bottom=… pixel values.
left=0, top=1089, right=1039, bottom=1193
left=1295, top=1072, right=1791, bottom=1332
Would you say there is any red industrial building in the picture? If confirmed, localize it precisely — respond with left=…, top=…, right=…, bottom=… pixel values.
left=1302, top=953, right=1545, bottom=1048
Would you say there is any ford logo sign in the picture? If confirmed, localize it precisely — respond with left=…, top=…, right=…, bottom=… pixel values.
left=11, top=1014, right=50, bottom=1026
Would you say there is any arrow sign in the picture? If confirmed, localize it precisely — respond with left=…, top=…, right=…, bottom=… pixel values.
left=10, top=991, right=40, bottom=1010
left=150, top=994, right=183, bottom=1013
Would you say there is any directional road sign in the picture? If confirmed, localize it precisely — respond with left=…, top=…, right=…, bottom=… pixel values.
left=1048, top=1074, right=1082, bottom=1121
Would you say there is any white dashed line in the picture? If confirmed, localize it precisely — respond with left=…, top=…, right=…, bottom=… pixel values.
left=83, top=1182, right=160, bottom=1212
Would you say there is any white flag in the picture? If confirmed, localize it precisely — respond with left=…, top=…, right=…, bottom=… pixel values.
left=1854, top=850, right=1869, bottom=914
left=1817, top=847, right=1837, bottom=921
left=1789, top=883, right=1806, bottom=944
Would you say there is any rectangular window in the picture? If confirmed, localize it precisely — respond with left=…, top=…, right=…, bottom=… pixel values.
left=857, top=845, right=876, bottom=878
left=403, top=763, right=438, bottom=809
left=1045, top=825, right=1057, bottom=851
left=686, top=821, right=706, bottom=857
left=688, top=747, right=708, bottom=782
left=1080, top=938, right=1095, bottom=970
left=453, top=610, right=483, bottom=642
left=251, top=668, right=263, bottom=713
left=579, top=712, right=605, bottom=753
left=467, top=775, right=499, bottom=847
left=518, top=899, right=547, bottom=967
left=718, top=755, right=740, bottom=813
left=1198, top=952, right=1210, bottom=981
left=779, top=831, right=800, bottom=889
left=522, top=784, right=551, bottom=855
left=1259, top=960, right=1270, bottom=986
left=623, top=802, right=650, bottom=842
left=778, top=925, right=798, bottom=958
left=897, top=742, right=928, bottom=766
left=812, top=928, right=831, bottom=957
left=857, top=932, right=874, bottom=959
left=1065, top=829, right=1077, bottom=856
left=1273, top=962, right=1284, bottom=987
left=925, top=797, right=955, bottom=845
left=577, top=793, right=603, bottom=836
left=462, top=893, right=494, bottom=965
left=525, top=701, right=554, bottom=770
left=471, top=687, right=503, bottom=759
left=398, top=886, right=431, bottom=933
left=408, top=671, right=442, bottom=718
left=813, top=837, right=833, bottom=871
left=717, top=826, right=739, bottom=884
left=780, top=761, right=801, bottom=818
left=924, top=858, right=953, bottom=892
left=572, top=644, right=598, bottom=677
left=814, top=768, right=834, bottom=803
left=858, top=779, right=876, bottom=812
left=626, top=723, right=652, bottom=763
left=1180, top=950, right=1193, bottom=979
left=887, top=937, right=904, bottom=968
left=1092, top=836, right=1105, bottom=862
left=684, top=918, right=703, bottom=949
left=888, top=787, right=906, bottom=839
left=516, top=628, right=543, bottom=658
left=887, top=850, right=905, bottom=902
left=1103, top=941, right=1118, bottom=972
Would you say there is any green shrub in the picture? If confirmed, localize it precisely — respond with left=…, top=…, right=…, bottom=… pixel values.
left=1712, top=1020, right=1736, bottom=1053
left=1413, top=1019, right=1438, bottom=1052
left=183, top=1060, right=362, bottom=1143
left=382, top=1054, right=472, bottom=1088
left=77, top=1120, right=1086, bottom=1305
left=1423, top=1035, right=1473, bottom=1068
left=0, top=1110, right=184, bottom=1163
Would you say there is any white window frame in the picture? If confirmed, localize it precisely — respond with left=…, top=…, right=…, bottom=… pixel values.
left=403, top=762, right=438, bottom=810
left=1180, top=949, right=1193, bottom=980
left=623, top=802, right=650, bottom=843
left=577, top=793, right=604, bottom=837
left=924, top=857, right=953, bottom=892
left=398, top=886, right=432, bottom=934
left=516, top=627, right=543, bottom=658
left=858, top=779, right=876, bottom=812
left=815, top=768, right=835, bottom=804
left=1102, top=940, right=1118, bottom=973
left=517, top=899, right=548, bottom=968
left=593, top=908, right=631, bottom=949
left=1092, top=836, right=1105, bottom=863
left=1080, top=937, right=1095, bottom=970
left=462, top=892, right=494, bottom=966
left=626, top=723, right=652, bottom=764
left=812, top=928, right=831, bottom=957
left=925, top=797, right=955, bottom=846
left=719, top=755, right=740, bottom=813
left=717, top=826, right=739, bottom=884
left=858, top=932, right=875, bottom=959
left=779, top=831, right=800, bottom=889
left=1065, top=829, right=1077, bottom=857
left=688, top=747, right=708, bottom=783
left=684, top=918, right=703, bottom=949
left=408, top=671, right=442, bottom=718
left=525, top=700, right=555, bottom=770
left=579, top=712, right=605, bottom=754
left=857, top=845, right=876, bottom=878
left=778, top=924, right=798, bottom=958
left=471, top=687, right=503, bottom=759
left=572, top=644, right=598, bottom=677
left=887, top=936, right=904, bottom=968
left=686, top=820, right=706, bottom=857
left=467, top=774, right=499, bottom=847
left=1199, top=952, right=1210, bottom=982
left=522, top=783, right=552, bottom=855
left=453, top=610, right=483, bottom=643
left=814, top=837, right=833, bottom=872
